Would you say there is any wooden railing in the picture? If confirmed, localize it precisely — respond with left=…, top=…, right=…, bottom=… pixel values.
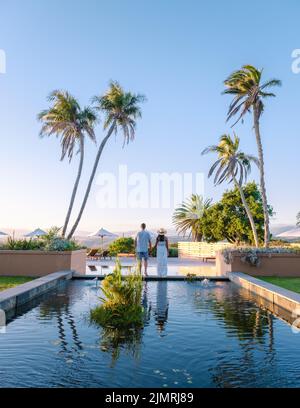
left=178, top=241, right=233, bottom=260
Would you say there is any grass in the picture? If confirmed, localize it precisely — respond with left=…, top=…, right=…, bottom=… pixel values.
left=259, top=277, right=300, bottom=294
left=0, top=276, right=34, bottom=292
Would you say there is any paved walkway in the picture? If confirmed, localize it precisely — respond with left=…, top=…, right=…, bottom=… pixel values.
left=86, top=257, right=218, bottom=277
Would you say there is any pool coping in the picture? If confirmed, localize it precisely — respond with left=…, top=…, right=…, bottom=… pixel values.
left=228, top=272, right=300, bottom=314
left=0, top=270, right=73, bottom=312
left=73, top=273, right=229, bottom=281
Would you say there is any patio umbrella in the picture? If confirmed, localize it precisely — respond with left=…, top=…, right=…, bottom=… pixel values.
left=24, top=228, right=47, bottom=238
left=89, top=228, right=118, bottom=252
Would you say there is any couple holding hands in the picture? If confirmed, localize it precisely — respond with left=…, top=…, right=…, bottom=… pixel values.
left=134, top=223, right=169, bottom=277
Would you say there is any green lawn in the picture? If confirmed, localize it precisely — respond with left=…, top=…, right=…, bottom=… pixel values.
left=0, top=276, right=34, bottom=292
left=259, top=277, right=300, bottom=294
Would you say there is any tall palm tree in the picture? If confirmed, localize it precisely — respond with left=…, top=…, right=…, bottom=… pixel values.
left=223, top=65, right=281, bottom=247
left=297, top=212, right=300, bottom=227
left=202, top=134, right=260, bottom=247
left=173, top=194, right=212, bottom=241
left=67, top=81, right=145, bottom=239
left=38, top=90, right=97, bottom=237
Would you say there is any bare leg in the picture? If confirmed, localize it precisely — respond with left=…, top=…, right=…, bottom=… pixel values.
left=144, top=259, right=148, bottom=276
left=137, top=259, right=142, bottom=274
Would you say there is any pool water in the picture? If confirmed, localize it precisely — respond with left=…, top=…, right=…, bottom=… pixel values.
left=1, top=280, right=300, bottom=387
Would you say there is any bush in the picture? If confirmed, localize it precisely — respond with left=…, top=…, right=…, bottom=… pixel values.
left=90, top=260, right=144, bottom=328
left=150, top=246, right=178, bottom=257
left=108, top=237, right=135, bottom=256
left=169, top=247, right=178, bottom=257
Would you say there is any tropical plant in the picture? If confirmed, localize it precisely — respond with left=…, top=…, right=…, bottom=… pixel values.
left=39, top=226, right=81, bottom=251
left=3, top=237, right=43, bottom=250
left=108, top=237, right=135, bottom=256
left=38, top=90, right=97, bottom=237
left=202, top=134, right=260, bottom=246
left=90, top=260, right=144, bottom=327
left=67, top=81, right=145, bottom=239
left=297, top=212, right=300, bottom=226
left=201, top=182, right=273, bottom=245
left=223, top=65, right=281, bottom=247
left=172, top=194, right=212, bottom=241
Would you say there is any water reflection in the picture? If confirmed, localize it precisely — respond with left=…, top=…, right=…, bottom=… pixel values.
left=95, top=283, right=153, bottom=366
left=192, top=284, right=277, bottom=387
left=99, top=326, right=143, bottom=367
left=153, top=281, right=169, bottom=333
left=39, top=288, right=83, bottom=354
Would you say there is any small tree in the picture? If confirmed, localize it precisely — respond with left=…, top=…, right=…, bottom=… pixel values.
left=201, top=182, right=273, bottom=245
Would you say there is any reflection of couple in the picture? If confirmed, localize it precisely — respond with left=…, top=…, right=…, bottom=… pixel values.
left=135, top=223, right=169, bottom=277
left=143, top=281, right=169, bottom=332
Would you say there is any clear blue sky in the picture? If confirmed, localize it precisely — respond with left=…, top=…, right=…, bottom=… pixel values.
left=0, top=0, right=299, bottom=233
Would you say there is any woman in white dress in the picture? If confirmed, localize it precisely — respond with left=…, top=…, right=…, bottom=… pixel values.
left=154, top=228, right=169, bottom=277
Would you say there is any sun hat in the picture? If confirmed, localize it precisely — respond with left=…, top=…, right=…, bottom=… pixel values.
left=157, top=228, right=167, bottom=235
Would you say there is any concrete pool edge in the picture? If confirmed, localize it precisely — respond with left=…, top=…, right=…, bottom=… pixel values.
left=229, top=272, right=300, bottom=314
left=73, top=273, right=229, bottom=281
left=0, top=270, right=73, bottom=312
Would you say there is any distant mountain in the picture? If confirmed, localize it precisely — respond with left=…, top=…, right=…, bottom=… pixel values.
left=269, top=224, right=300, bottom=241
left=277, top=227, right=300, bottom=239
left=75, top=228, right=189, bottom=248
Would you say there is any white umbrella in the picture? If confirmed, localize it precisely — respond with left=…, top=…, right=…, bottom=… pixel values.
left=24, top=228, right=47, bottom=238
left=89, top=228, right=118, bottom=252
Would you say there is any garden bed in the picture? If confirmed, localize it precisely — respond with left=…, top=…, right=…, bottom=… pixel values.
left=216, top=248, right=300, bottom=277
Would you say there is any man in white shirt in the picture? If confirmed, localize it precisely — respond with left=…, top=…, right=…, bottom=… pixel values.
left=135, top=223, right=152, bottom=276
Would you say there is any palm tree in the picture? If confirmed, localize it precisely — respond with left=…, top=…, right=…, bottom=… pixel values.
left=202, top=134, right=260, bottom=247
left=38, top=90, right=97, bottom=237
left=297, top=212, right=300, bottom=227
left=67, top=81, right=145, bottom=239
left=172, top=194, right=212, bottom=241
left=223, top=65, right=281, bottom=247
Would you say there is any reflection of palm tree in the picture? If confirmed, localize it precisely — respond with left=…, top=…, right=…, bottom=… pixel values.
left=198, top=287, right=277, bottom=387
left=154, top=281, right=169, bottom=332
left=39, top=289, right=83, bottom=354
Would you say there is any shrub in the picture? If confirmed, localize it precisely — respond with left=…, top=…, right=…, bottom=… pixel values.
left=108, top=237, right=135, bottom=256
left=43, top=237, right=80, bottom=251
left=90, top=260, right=144, bottom=328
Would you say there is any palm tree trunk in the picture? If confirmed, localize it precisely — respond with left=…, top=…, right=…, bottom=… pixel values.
left=253, top=105, right=270, bottom=247
left=67, top=121, right=116, bottom=239
left=62, top=136, right=84, bottom=238
left=233, top=175, right=259, bottom=247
